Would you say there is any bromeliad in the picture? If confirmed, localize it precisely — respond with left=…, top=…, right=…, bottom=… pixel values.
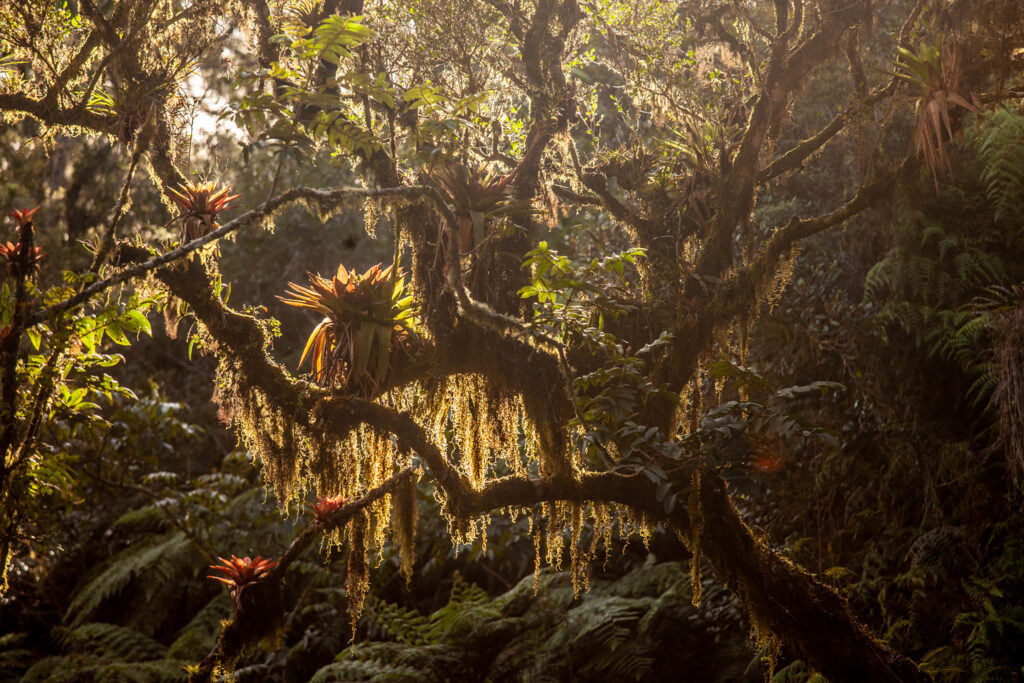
left=429, top=162, right=534, bottom=253
left=309, top=494, right=349, bottom=522
left=208, top=555, right=278, bottom=608
left=3, top=208, right=44, bottom=274
left=167, top=180, right=240, bottom=243
left=278, top=263, right=416, bottom=396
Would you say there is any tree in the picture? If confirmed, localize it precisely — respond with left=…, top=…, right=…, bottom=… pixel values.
left=2, top=0, right=1022, bottom=680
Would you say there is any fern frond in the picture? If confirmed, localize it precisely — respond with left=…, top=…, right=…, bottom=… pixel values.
left=63, top=531, right=196, bottom=629
left=22, top=655, right=188, bottom=683
left=167, top=594, right=233, bottom=660
left=978, top=108, right=1024, bottom=225
left=61, top=622, right=167, bottom=661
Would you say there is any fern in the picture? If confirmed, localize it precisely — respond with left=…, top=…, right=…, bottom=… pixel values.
left=61, top=622, right=167, bottom=661
left=63, top=531, right=199, bottom=629
left=310, top=14, right=372, bottom=65
left=21, top=656, right=188, bottom=682
left=312, top=645, right=421, bottom=682
left=865, top=123, right=1024, bottom=414
left=978, top=108, right=1024, bottom=225
left=167, top=594, right=233, bottom=660
left=0, top=632, right=33, bottom=679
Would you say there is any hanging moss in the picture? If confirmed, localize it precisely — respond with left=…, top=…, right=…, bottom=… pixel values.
left=347, top=510, right=371, bottom=638
left=390, top=473, right=419, bottom=585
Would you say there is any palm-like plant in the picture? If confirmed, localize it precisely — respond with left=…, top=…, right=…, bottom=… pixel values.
left=167, top=180, right=240, bottom=243
left=279, top=263, right=416, bottom=396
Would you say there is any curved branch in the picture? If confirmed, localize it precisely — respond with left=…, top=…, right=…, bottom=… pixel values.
left=190, top=467, right=417, bottom=683
left=27, top=185, right=449, bottom=326
left=0, top=92, right=117, bottom=132
left=157, top=244, right=926, bottom=683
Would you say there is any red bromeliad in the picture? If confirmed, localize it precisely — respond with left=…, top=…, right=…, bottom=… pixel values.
left=7, top=207, right=38, bottom=227
left=3, top=208, right=44, bottom=273
left=208, top=555, right=278, bottom=607
left=309, top=494, right=348, bottom=522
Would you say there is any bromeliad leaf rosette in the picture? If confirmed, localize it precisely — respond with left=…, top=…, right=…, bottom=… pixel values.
left=429, top=161, right=534, bottom=253
left=208, top=555, right=278, bottom=610
left=309, top=494, right=348, bottom=523
left=167, top=180, right=240, bottom=243
left=3, top=208, right=44, bottom=276
left=278, top=263, right=418, bottom=397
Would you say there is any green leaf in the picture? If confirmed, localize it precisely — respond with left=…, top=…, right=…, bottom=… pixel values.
left=355, top=323, right=376, bottom=379
left=375, top=323, right=392, bottom=383
left=105, top=323, right=130, bottom=346
left=26, top=326, right=42, bottom=350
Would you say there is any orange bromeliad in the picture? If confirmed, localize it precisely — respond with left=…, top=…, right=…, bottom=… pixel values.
left=278, top=263, right=415, bottom=396
left=208, top=555, right=278, bottom=607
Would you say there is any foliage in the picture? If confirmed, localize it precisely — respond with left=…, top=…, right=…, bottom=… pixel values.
left=2, top=0, right=1024, bottom=681
left=167, top=181, right=241, bottom=244
left=310, top=563, right=757, bottom=683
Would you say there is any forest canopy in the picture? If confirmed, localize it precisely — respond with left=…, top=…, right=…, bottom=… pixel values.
left=2, top=0, right=1024, bottom=680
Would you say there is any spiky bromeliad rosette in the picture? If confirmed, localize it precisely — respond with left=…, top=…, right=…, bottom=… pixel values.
left=279, top=263, right=416, bottom=397
left=167, top=180, right=240, bottom=243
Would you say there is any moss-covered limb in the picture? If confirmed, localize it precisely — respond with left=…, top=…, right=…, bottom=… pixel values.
left=505, top=0, right=581, bottom=200
left=650, top=157, right=911, bottom=417
left=759, top=1, right=926, bottom=183
left=693, top=473, right=931, bottom=683
left=189, top=468, right=417, bottom=683
left=274, top=468, right=417, bottom=574
left=155, top=240, right=927, bottom=682
left=699, top=2, right=869, bottom=282
left=0, top=92, right=117, bottom=133
left=455, top=468, right=927, bottom=682
left=28, top=185, right=446, bottom=326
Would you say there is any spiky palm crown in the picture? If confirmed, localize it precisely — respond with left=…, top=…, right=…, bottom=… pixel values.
left=278, top=263, right=416, bottom=395
left=167, top=180, right=240, bottom=243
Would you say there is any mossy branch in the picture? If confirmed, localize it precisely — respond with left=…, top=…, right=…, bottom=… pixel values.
left=27, top=185, right=450, bottom=326
left=156, top=253, right=928, bottom=683
left=189, top=468, right=418, bottom=683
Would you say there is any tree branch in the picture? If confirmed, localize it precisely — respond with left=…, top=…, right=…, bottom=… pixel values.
left=27, top=185, right=449, bottom=326
left=190, top=467, right=417, bottom=683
